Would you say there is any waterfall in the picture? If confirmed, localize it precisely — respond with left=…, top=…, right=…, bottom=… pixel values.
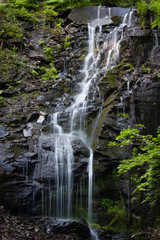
left=122, top=9, right=135, bottom=27
left=33, top=7, right=135, bottom=222
left=151, top=30, right=159, bottom=59
left=153, top=31, right=159, bottom=47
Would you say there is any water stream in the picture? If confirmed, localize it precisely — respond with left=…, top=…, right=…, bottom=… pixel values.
left=33, top=6, right=135, bottom=232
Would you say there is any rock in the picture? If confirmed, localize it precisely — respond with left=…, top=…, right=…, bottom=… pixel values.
left=89, top=18, right=113, bottom=28
left=149, top=45, right=160, bottom=64
left=37, top=115, right=45, bottom=123
left=29, top=50, right=47, bottom=61
left=72, top=138, right=90, bottom=158
left=68, top=6, right=132, bottom=24
left=49, top=219, right=91, bottom=239
left=41, top=123, right=54, bottom=135
left=24, top=152, right=37, bottom=159
left=27, top=112, right=39, bottom=122
left=125, top=27, right=151, bottom=37
left=23, top=123, right=33, bottom=137
left=0, top=128, right=9, bottom=138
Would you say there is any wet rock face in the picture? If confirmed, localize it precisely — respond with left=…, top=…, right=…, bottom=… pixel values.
left=120, top=28, right=153, bottom=66
left=68, top=6, right=132, bottom=24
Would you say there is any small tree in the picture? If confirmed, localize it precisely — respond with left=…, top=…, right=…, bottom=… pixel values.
left=109, top=125, right=160, bottom=207
left=137, top=0, right=160, bottom=28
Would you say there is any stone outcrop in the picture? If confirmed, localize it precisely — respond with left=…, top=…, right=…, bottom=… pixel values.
left=0, top=206, right=90, bottom=240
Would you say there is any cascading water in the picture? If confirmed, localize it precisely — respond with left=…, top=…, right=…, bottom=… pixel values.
left=33, top=7, right=135, bottom=225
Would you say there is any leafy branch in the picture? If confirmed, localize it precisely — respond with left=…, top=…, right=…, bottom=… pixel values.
left=109, top=125, right=160, bottom=206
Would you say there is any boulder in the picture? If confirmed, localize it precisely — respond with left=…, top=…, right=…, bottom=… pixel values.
left=49, top=219, right=91, bottom=239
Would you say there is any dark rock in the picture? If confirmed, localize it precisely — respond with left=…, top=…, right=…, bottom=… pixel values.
left=27, top=112, right=39, bottom=122
left=72, top=138, right=90, bottom=158
left=24, top=152, right=38, bottom=159
left=125, top=27, right=151, bottom=37
left=98, top=229, right=130, bottom=240
left=0, top=170, right=42, bottom=215
left=149, top=45, right=160, bottom=64
left=41, top=123, right=54, bottom=134
left=29, top=50, right=47, bottom=61
left=49, top=219, right=91, bottom=239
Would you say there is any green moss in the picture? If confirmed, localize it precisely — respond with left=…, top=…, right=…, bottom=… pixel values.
left=97, top=197, right=128, bottom=231
left=104, top=206, right=127, bottom=230
left=64, top=35, right=70, bottom=49
left=111, top=16, right=121, bottom=25
left=43, top=46, right=55, bottom=61
left=100, top=61, right=134, bottom=94
left=90, top=223, right=102, bottom=230
left=33, top=92, right=40, bottom=97
left=80, top=54, right=86, bottom=59
left=10, top=145, right=23, bottom=158
left=107, top=75, right=118, bottom=88
left=117, top=112, right=129, bottom=119
left=141, top=64, right=151, bottom=71
left=89, top=91, right=118, bottom=150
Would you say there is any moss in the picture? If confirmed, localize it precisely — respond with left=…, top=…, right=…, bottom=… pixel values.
left=89, top=91, right=118, bottom=150
left=111, top=16, right=121, bottom=25
left=103, top=206, right=127, bottom=230
left=141, top=64, right=151, bottom=71
left=100, top=61, right=134, bottom=94
left=90, top=223, right=102, bottom=231
left=117, top=112, right=129, bottom=119
left=107, top=75, right=118, bottom=88
left=64, top=35, right=70, bottom=49
left=10, top=145, right=23, bottom=158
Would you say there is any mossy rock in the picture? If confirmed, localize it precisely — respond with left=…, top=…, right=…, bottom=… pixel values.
left=106, top=75, right=119, bottom=89
left=89, top=91, right=118, bottom=151
left=111, top=16, right=121, bottom=25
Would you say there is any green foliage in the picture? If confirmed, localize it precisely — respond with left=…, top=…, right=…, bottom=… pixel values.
left=31, top=69, right=39, bottom=77
left=0, top=90, right=5, bottom=106
left=46, top=0, right=92, bottom=10
left=0, top=22, right=23, bottom=40
left=44, top=46, right=55, bottom=61
left=101, top=198, right=118, bottom=209
left=92, top=0, right=139, bottom=7
left=137, top=0, right=160, bottom=28
left=43, top=5, right=58, bottom=21
left=41, top=66, right=58, bottom=81
left=141, top=64, right=151, bottom=71
left=151, top=0, right=160, bottom=28
left=137, top=0, right=149, bottom=26
left=117, top=112, right=129, bottom=118
left=101, top=198, right=127, bottom=230
left=64, top=35, right=70, bottom=49
left=0, top=48, right=22, bottom=81
left=109, top=125, right=160, bottom=207
left=14, top=7, right=39, bottom=22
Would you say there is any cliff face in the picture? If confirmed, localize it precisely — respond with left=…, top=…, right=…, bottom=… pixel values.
left=0, top=5, right=160, bottom=238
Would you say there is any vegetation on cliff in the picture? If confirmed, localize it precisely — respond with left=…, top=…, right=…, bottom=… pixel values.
left=109, top=125, right=160, bottom=207
left=137, top=0, right=160, bottom=27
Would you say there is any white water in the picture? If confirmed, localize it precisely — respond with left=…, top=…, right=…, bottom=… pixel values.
left=122, top=9, right=135, bottom=27
left=33, top=7, right=135, bottom=225
left=153, top=31, right=159, bottom=47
